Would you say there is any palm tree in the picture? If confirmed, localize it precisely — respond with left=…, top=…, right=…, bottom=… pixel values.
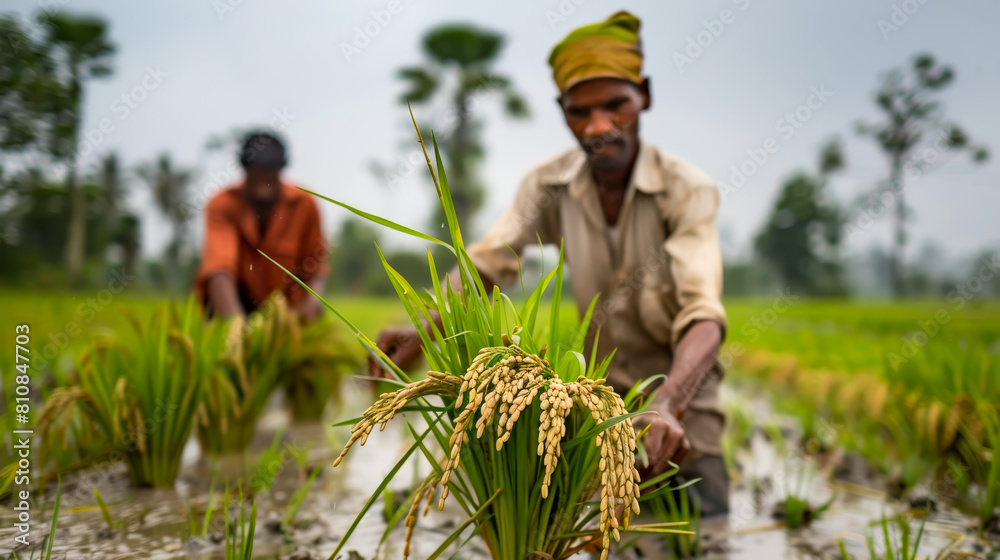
left=397, top=24, right=529, bottom=237
left=40, top=12, right=115, bottom=286
left=856, top=54, right=988, bottom=297
left=138, top=154, right=192, bottom=291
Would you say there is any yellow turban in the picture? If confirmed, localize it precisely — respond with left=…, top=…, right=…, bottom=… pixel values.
left=548, top=10, right=643, bottom=94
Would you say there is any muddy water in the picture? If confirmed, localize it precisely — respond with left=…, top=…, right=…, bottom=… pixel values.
left=1, top=382, right=995, bottom=559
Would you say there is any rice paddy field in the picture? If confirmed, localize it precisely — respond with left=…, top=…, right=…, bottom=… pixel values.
left=1, top=130, right=998, bottom=560
left=1, top=289, right=998, bottom=560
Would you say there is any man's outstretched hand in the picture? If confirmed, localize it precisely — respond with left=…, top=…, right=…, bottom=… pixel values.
left=369, top=325, right=423, bottom=379
left=634, top=399, right=690, bottom=480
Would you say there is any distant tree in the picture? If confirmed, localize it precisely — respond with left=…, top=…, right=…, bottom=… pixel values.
left=0, top=15, right=64, bottom=163
left=137, top=154, right=192, bottom=291
left=856, top=53, right=989, bottom=297
left=329, top=218, right=433, bottom=295
left=96, top=153, right=141, bottom=276
left=331, top=218, right=382, bottom=294
left=394, top=24, right=529, bottom=237
left=755, top=140, right=847, bottom=296
left=39, top=12, right=115, bottom=286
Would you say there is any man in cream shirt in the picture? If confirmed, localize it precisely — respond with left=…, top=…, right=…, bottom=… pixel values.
left=375, top=11, right=730, bottom=516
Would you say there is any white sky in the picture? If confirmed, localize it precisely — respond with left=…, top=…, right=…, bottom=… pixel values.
left=7, top=0, right=999, bottom=261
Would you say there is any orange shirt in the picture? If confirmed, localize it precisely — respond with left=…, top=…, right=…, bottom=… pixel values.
left=194, top=181, right=328, bottom=312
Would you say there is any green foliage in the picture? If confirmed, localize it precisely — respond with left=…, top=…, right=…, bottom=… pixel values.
left=92, top=487, right=115, bottom=531
left=184, top=483, right=216, bottom=541
left=754, top=140, right=846, bottom=296
left=283, top=468, right=321, bottom=527
left=838, top=513, right=926, bottom=560
left=248, top=429, right=285, bottom=494
left=37, top=301, right=215, bottom=487
left=283, top=312, right=362, bottom=421
left=330, top=218, right=435, bottom=296
left=955, top=403, right=1000, bottom=535
left=644, top=477, right=702, bottom=558
left=0, top=16, right=64, bottom=154
left=224, top=485, right=257, bottom=560
left=136, top=154, right=194, bottom=292
left=195, top=292, right=294, bottom=456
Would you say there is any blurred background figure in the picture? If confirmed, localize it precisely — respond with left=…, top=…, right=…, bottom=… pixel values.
left=193, top=132, right=327, bottom=321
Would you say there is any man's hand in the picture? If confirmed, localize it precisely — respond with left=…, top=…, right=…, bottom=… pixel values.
left=634, top=398, right=690, bottom=480
left=369, top=325, right=423, bottom=379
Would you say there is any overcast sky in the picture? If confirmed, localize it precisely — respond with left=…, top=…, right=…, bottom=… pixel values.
left=6, top=0, right=999, bottom=262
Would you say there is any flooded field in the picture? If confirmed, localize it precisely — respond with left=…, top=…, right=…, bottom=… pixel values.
left=3, top=382, right=995, bottom=560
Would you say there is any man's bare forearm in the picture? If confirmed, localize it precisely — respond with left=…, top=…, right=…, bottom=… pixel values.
left=307, top=271, right=327, bottom=299
left=656, top=320, right=722, bottom=418
left=207, top=273, right=243, bottom=318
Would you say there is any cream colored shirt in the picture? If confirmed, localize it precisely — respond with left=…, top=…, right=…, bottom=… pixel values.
left=467, top=141, right=727, bottom=396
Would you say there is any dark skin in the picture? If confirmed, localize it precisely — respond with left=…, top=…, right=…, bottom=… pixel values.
left=371, top=78, right=722, bottom=476
left=206, top=167, right=325, bottom=322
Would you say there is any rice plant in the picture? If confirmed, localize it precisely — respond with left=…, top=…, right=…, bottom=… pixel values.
left=224, top=484, right=257, bottom=560
left=248, top=429, right=285, bottom=494
left=184, top=484, right=216, bottom=542
left=283, top=467, right=320, bottom=527
left=780, top=464, right=833, bottom=530
left=263, top=112, right=691, bottom=560
left=37, top=302, right=219, bottom=487
left=838, top=513, right=925, bottom=560
left=92, top=487, right=117, bottom=532
left=12, top=478, right=62, bottom=560
left=283, top=313, right=362, bottom=422
left=196, top=292, right=295, bottom=455
left=728, top=336, right=998, bottom=522
left=644, top=475, right=702, bottom=558
left=956, top=401, right=1000, bottom=535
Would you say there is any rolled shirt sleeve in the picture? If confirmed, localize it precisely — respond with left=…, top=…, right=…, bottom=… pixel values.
left=662, top=184, right=728, bottom=347
left=195, top=195, right=240, bottom=295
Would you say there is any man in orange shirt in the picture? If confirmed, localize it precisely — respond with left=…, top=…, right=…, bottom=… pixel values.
left=194, top=132, right=327, bottom=321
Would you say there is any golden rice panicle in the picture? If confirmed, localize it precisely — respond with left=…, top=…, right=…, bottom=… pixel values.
left=402, top=474, right=441, bottom=560
left=333, top=372, right=459, bottom=467
left=441, top=348, right=509, bottom=491
left=496, top=371, right=544, bottom=449
left=538, top=378, right=573, bottom=499
left=573, top=378, right=641, bottom=558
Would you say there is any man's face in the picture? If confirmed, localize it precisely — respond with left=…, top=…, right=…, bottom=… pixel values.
left=243, top=167, right=282, bottom=207
left=559, top=78, right=650, bottom=171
